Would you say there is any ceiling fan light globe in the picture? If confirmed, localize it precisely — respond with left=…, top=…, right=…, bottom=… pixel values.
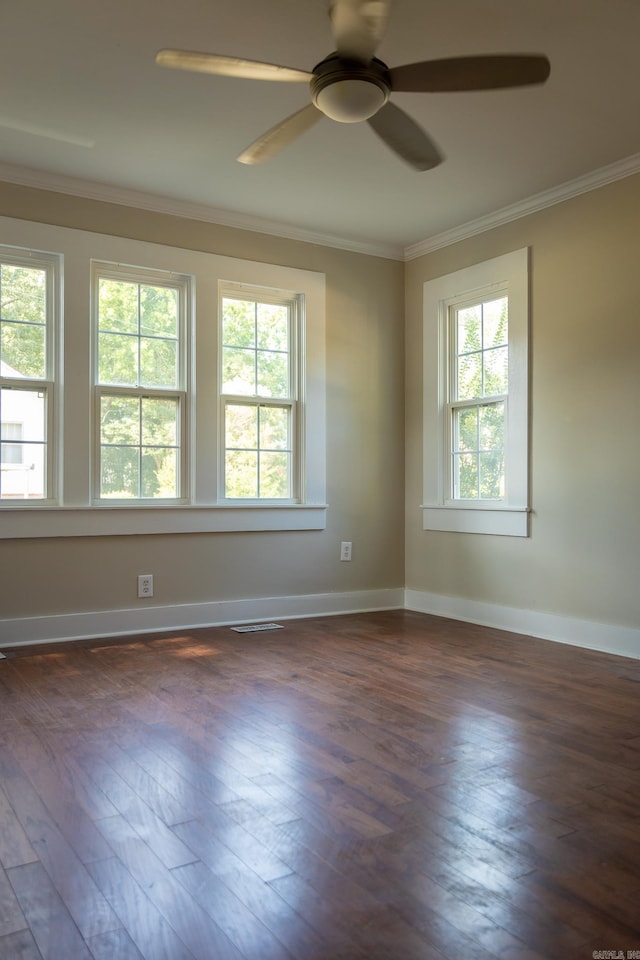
left=315, top=79, right=387, bottom=122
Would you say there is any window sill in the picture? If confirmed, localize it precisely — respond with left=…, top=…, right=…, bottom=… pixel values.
left=0, top=503, right=328, bottom=539
left=422, top=504, right=529, bottom=537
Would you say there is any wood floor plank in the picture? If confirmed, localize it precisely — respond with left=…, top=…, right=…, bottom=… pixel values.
left=0, top=927, right=44, bottom=960
left=83, top=737, right=194, bottom=826
left=74, top=751, right=197, bottom=870
left=85, top=927, right=145, bottom=960
left=172, top=820, right=344, bottom=960
left=173, top=860, right=296, bottom=960
left=86, top=856, right=196, bottom=960
left=0, top=784, right=38, bottom=870
left=7, top=862, right=92, bottom=960
left=91, top=815, right=245, bottom=960
left=0, top=735, right=114, bottom=867
left=0, top=862, right=28, bottom=938
left=0, top=751, right=120, bottom=940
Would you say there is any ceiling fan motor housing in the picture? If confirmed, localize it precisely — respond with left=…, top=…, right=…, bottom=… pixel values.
left=311, top=54, right=391, bottom=122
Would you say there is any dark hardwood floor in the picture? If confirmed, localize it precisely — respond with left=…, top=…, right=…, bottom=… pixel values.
left=1, top=609, right=639, bottom=959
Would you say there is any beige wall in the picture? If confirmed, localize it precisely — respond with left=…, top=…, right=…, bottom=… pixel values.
left=405, top=173, right=640, bottom=631
left=0, top=182, right=405, bottom=622
left=2, top=172, right=639, bottom=638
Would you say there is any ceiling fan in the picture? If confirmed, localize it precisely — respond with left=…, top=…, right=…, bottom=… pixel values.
left=156, top=0, right=550, bottom=171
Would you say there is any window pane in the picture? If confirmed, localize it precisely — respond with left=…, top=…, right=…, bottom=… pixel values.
left=99, top=332, right=137, bottom=386
left=141, top=397, right=178, bottom=446
left=483, top=346, right=508, bottom=395
left=99, top=279, right=138, bottom=333
left=226, top=404, right=257, bottom=449
left=140, top=285, right=178, bottom=337
left=0, top=387, right=46, bottom=499
left=479, top=402, right=505, bottom=450
left=0, top=445, right=46, bottom=497
left=99, top=396, right=180, bottom=499
left=260, top=405, right=289, bottom=449
left=483, top=297, right=508, bottom=348
left=479, top=451, right=504, bottom=499
left=454, top=407, right=477, bottom=453
left=222, top=299, right=256, bottom=349
left=31, top=445, right=46, bottom=497
left=1, top=265, right=46, bottom=323
left=0, top=319, right=46, bottom=379
left=140, top=337, right=178, bottom=388
left=257, top=351, right=289, bottom=398
left=101, top=445, right=139, bottom=498
left=457, top=305, right=481, bottom=354
left=141, top=448, right=178, bottom=498
left=456, top=352, right=482, bottom=401
left=454, top=451, right=478, bottom=499
left=222, top=347, right=255, bottom=395
left=1, top=421, right=22, bottom=463
left=257, top=303, right=288, bottom=350
left=225, top=449, right=258, bottom=498
left=260, top=451, right=290, bottom=498
left=100, top=396, right=139, bottom=445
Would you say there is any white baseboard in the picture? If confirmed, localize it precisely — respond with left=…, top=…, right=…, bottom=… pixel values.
left=0, top=588, right=405, bottom=648
left=405, top=588, right=640, bottom=661
left=3, top=587, right=637, bottom=663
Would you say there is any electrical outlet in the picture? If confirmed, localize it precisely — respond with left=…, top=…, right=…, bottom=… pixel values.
left=340, top=541, right=352, bottom=561
left=137, top=574, right=153, bottom=598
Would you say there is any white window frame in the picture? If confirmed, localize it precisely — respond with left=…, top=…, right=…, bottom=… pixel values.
left=0, top=246, right=60, bottom=505
left=91, top=261, right=192, bottom=504
left=422, top=248, right=529, bottom=537
left=219, top=282, right=303, bottom=503
left=0, top=217, right=326, bottom=539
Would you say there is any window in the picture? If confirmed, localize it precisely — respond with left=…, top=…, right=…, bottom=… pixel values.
left=450, top=294, right=508, bottom=500
left=220, top=286, right=300, bottom=500
left=0, top=216, right=326, bottom=538
left=0, top=249, right=58, bottom=501
left=92, top=264, right=190, bottom=501
left=422, top=249, right=529, bottom=536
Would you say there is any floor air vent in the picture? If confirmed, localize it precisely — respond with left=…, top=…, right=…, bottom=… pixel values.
left=230, top=623, right=284, bottom=634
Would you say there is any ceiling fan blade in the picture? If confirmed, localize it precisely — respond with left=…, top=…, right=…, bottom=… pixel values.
left=389, top=54, right=550, bottom=92
left=156, top=49, right=312, bottom=82
left=367, top=101, right=442, bottom=171
left=329, top=0, right=391, bottom=61
left=237, top=104, right=322, bottom=164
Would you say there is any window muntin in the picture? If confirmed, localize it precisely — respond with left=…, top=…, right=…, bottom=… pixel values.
left=449, top=294, right=508, bottom=502
left=0, top=252, right=56, bottom=501
left=93, top=266, right=189, bottom=501
left=220, top=290, right=299, bottom=500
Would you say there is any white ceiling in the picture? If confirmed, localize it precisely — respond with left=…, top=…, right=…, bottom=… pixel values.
left=2, top=0, right=640, bottom=257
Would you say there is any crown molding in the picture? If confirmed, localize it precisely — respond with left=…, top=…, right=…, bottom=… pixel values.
left=3, top=153, right=639, bottom=265
left=404, top=152, right=640, bottom=261
left=0, top=162, right=404, bottom=261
